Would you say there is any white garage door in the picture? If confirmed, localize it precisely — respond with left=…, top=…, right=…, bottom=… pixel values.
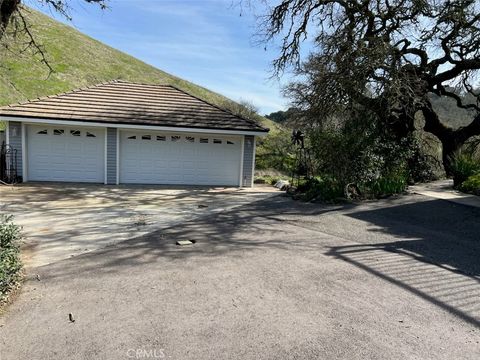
left=120, top=131, right=241, bottom=185
left=27, top=125, right=105, bottom=183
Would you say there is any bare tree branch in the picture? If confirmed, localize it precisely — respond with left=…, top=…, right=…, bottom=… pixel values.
left=0, top=0, right=107, bottom=74
left=15, top=6, right=53, bottom=76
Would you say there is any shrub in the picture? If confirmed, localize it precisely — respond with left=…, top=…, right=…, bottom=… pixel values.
left=408, top=134, right=443, bottom=183
left=459, top=174, right=480, bottom=195
left=307, top=111, right=416, bottom=186
left=0, top=214, right=22, bottom=304
left=294, top=169, right=407, bottom=202
left=255, top=130, right=295, bottom=173
left=449, top=152, right=480, bottom=187
left=362, top=168, right=408, bottom=198
left=296, top=176, right=344, bottom=202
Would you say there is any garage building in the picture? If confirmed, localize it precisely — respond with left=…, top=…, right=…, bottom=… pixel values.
left=0, top=81, right=268, bottom=186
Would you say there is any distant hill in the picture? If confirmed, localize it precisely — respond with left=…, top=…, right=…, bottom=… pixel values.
left=0, top=7, right=278, bottom=131
left=429, top=93, right=477, bottom=130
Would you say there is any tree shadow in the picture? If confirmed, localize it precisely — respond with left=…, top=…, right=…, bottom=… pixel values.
left=346, top=199, right=480, bottom=275
left=34, top=195, right=342, bottom=278
left=0, top=182, right=281, bottom=267
left=9, top=182, right=480, bottom=329
left=327, top=199, right=480, bottom=328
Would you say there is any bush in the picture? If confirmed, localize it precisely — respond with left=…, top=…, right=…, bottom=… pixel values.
left=408, top=134, right=443, bottom=183
left=449, top=152, right=480, bottom=187
left=0, top=214, right=22, bottom=304
left=459, top=174, right=480, bottom=195
left=296, top=176, right=344, bottom=202
left=307, top=111, right=416, bottom=186
left=286, top=109, right=440, bottom=202
left=256, top=130, right=295, bottom=173
left=362, top=168, right=408, bottom=198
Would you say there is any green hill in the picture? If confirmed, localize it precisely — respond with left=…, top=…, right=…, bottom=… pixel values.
left=0, top=7, right=278, bottom=131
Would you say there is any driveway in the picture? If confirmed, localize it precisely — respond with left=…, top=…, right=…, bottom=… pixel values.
left=0, top=183, right=278, bottom=267
left=1, top=187, right=479, bottom=359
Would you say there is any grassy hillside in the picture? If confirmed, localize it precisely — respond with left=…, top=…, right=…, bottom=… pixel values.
left=0, top=7, right=278, bottom=131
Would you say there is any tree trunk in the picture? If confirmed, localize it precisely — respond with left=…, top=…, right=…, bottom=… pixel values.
left=423, top=104, right=480, bottom=177
left=0, top=0, right=20, bottom=40
left=440, top=137, right=463, bottom=178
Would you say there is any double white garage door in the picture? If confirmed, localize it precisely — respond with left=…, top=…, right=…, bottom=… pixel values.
left=26, top=125, right=242, bottom=186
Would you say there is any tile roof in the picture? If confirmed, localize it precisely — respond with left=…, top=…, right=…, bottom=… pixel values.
left=0, top=80, right=268, bottom=132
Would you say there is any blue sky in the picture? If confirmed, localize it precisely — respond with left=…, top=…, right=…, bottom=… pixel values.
left=29, top=0, right=294, bottom=114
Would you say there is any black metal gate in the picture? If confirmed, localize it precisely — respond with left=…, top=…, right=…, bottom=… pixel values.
left=0, top=141, right=18, bottom=184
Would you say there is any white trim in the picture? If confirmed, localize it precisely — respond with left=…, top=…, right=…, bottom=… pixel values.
left=21, top=123, right=27, bottom=182
left=251, top=136, right=256, bottom=188
left=0, top=116, right=268, bottom=137
left=104, top=130, right=107, bottom=185
left=5, top=121, right=9, bottom=145
left=239, top=136, right=244, bottom=187
left=118, top=127, right=242, bottom=140
left=116, top=128, right=120, bottom=185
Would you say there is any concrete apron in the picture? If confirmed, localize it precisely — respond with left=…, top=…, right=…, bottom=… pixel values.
left=0, top=183, right=280, bottom=268
left=409, top=179, right=480, bottom=208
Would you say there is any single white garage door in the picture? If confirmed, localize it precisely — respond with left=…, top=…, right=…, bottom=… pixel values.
left=27, top=125, right=105, bottom=183
left=120, top=131, right=242, bottom=185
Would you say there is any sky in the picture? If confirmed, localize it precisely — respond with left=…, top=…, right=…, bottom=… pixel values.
left=29, top=0, right=295, bottom=115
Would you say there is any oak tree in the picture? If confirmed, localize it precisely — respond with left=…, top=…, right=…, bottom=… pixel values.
left=257, top=0, right=480, bottom=173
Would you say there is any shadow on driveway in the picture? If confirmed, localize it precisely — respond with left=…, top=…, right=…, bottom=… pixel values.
left=32, top=193, right=480, bottom=328
left=2, top=193, right=480, bottom=359
left=327, top=199, right=480, bottom=328
left=36, top=195, right=340, bottom=278
left=0, top=182, right=279, bottom=267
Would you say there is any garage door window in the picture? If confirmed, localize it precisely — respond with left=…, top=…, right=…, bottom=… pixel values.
left=171, top=136, right=180, bottom=142
left=53, top=129, right=65, bottom=135
left=157, top=135, right=166, bottom=141
left=227, top=140, right=234, bottom=145
left=200, top=138, right=208, bottom=143
left=37, top=129, right=48, bottom=135
left=141, top=135, right=151, bottom=140
left=185, top=136, right=195, bottom=143
left=213, top=139, right=222, bottom=144
left=86, top=132, right=96, bottom=138
left=70, top=130, right=81, bottom=136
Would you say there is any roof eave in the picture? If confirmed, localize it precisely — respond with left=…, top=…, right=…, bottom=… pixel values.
left=0, top=114, right=269, bottom=136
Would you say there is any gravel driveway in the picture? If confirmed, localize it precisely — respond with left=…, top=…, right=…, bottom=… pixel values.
left=1, top=189, right=479, bottom=359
